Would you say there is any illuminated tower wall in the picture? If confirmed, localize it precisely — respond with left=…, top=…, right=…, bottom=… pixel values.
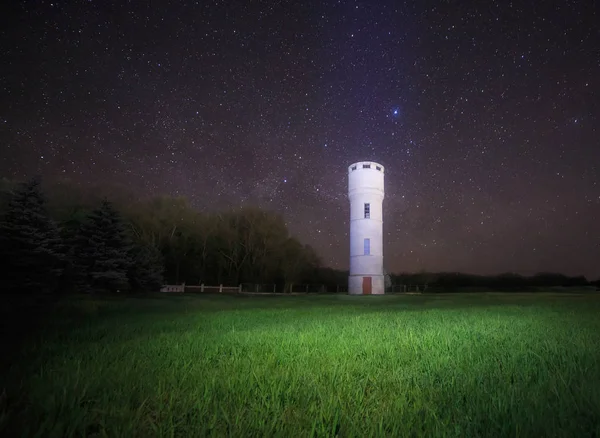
left=348, top=161, right=385, bottom=295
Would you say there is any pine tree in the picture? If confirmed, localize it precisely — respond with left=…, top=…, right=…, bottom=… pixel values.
left=72, top=199, right=133, bottom=293
left=128, top=242, right=165, bottom=292
left=0, top=177, right=64, bottom=294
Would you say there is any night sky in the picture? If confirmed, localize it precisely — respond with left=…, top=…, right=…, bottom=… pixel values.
left=1, top=1, right=598, bottom=279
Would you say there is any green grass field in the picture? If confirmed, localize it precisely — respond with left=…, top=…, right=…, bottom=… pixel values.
left=2, top=292, right=600, bottom=437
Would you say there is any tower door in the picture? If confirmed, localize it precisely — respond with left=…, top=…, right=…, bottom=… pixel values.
left=362, top=276, right=372, bottom=295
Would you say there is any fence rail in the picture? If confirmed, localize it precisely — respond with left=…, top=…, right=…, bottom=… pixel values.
left=241, top=284, right=278, bottom=293
left=160, top=284, right=185, bottom=293
left=159, top=283, right=350, bottom=294
left=186, top=284, right=241, bottom=293
left=160, top=283, right=598, bottom=294
left=159, top=283, right=428, bottom=294
left=387, top=284, right=428, bottom=293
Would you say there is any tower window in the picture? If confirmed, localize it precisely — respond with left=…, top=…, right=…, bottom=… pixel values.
left=364, top=238, right=370, bottom=255
left=364, top=203, right=370, bottom=218
left=351, top=165, right=357, bottom=170
left=376, top=166, right=381, bottom=171
left=363, top=164, right=371, bottom=169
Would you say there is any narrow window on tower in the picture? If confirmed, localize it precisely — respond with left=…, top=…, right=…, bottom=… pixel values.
left=364, top=203, right=370, bottom=218
left=363, top=164, right=371, bottom=169
left=364, top=238, right=370, bottom=255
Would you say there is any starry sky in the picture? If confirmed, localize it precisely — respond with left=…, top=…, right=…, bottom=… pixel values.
left=1, top=1, right=598, bottom=279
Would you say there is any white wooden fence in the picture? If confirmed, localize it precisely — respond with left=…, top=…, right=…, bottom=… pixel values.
left=160, top=284, right=186, bottom=293
left=160, top=283, right=242, bottom=293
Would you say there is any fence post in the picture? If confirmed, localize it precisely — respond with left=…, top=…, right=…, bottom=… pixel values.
left=219, top=284, right=223, bottom=293
left=256, top=284, right=259, bottom=293
left=201, top=283, right=204, bottom=293
left=273, top=284, right=276, bottom=293
left=239, top=284, right=242, bottom=293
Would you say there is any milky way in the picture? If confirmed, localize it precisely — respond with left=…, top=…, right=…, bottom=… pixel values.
left=1, top=1, right=598, bottom=278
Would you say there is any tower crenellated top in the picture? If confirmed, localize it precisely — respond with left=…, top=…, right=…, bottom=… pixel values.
left=348, top=161, right=385, bottom=198
left=348, top=161, right=385, bottom=174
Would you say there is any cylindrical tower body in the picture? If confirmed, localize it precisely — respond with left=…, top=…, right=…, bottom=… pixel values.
left=348, top=161, right=385, bottom=295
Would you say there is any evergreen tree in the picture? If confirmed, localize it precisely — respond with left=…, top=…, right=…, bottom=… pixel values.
left=72, top=199, right=133, bottom=293
left=128, top=242, right=165, bottom=291
left=0, top=177, right=63, bottom=294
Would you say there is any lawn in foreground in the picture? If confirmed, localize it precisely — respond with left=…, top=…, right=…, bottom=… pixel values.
left=1, top=293, right=600, bottom=437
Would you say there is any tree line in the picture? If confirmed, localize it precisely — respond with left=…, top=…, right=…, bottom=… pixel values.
left=0, top=177, right=341, bottom=295
left=391, top=271, right=596, bottom=291
left=0, top=177, right=596, bottom=295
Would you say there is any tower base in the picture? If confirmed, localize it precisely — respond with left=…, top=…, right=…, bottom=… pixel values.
left=348, top=275, right=385, bottom=295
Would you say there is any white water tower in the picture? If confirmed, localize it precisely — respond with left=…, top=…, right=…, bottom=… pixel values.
left=348, top=161, right=385, bottom=295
